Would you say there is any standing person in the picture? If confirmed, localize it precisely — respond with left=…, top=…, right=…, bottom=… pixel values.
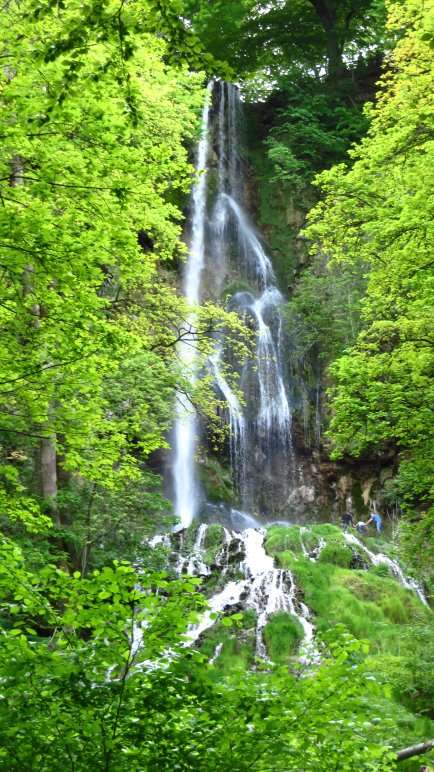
left=341, top=512, right=354, bottom=532
left=356, top=520, right=368, bottom=535
left=366, top=512, right=383, bottom=533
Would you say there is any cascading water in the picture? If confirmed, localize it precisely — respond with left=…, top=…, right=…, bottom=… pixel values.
left=207, top=83, right=294, bottom=516
left=172, top=80, right=295, bottom=525
left=182, top=525, right=315, bottom=661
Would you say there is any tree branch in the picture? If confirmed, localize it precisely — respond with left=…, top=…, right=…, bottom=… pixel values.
left=395, top=739, right=434, bottom=762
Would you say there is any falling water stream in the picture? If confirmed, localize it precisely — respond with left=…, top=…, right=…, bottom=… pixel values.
left=172, top=81, right=214, bottom=529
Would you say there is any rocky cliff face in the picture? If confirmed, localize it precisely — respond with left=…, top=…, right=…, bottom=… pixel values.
left=234, top=102, right=397, bottom=523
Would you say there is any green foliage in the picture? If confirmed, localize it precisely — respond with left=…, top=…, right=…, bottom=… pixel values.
left=185, top=0, right=387, bottom=83
left=0, top=0, right=251, bottom=549
left=318, top=541, right=353, bottom=567
left=284, top=250, right=367, bottom=361
left=0, top=536, right=403, bottom=770
left=54, top=475, right=174, bottom=572
left=263, top=611, right=304, bottom=663
left=28, top=0, right=233, bottom=109
left=305, top=0, right=434, bottom=553
left=266, top=80, right=369, bottom=190
left=370, top=624, right=434, bottom=717
left=0, top=6, right=201, bottom=510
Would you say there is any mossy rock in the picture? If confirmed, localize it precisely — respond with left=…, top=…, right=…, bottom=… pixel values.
left=204, top=524, right=224, bottom=548
left=338, top=572, right=383, bottom=603
left=199, top=457, right=234, bottom=503
left=265, top=525, right=303, bottom=554
left=220, top=277, right=255, bottom=303
left=241, top=609, right=257, bottom=630
left=273, top=550, right=300, bottom=570
left=369, top=562, right=391, bottom=578
left=200, top=624, right=256, bottom=674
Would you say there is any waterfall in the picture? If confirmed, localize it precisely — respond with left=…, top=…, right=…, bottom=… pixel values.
left=154, top=84, right=429, bottom=673
left=207, top=83, right=294, bottom=515
left=209, top=346, right=247, bottom=495
left=172, top=81, right=213, bottom=529
left=172, top=80, right=294, bottom=524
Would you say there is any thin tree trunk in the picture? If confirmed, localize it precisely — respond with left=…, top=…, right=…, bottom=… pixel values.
left=41, top=433, right=60, bottom=522
left=81, top=483, right=96, bottom=577
left=9, top=106, right=64, bottom=555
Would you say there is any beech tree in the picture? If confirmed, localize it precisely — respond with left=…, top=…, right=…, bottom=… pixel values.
left=184, top=0, right=387, bottom=80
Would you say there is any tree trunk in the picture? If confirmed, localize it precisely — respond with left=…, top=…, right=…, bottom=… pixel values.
left=9, top=131, right=65, bottom=557
left=307, top=0, right=345, bottom=77
left=41, top=434, right=58, bottom=509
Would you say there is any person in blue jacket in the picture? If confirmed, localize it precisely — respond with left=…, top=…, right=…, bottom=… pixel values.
left=367, top=512, right=383, bottom=532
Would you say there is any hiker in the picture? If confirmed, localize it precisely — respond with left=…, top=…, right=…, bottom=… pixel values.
left=341, top=512, right=353, bottom=531
left=366, top=511, right=383, bottom=533
left=356, top=520, right=368, bottom=535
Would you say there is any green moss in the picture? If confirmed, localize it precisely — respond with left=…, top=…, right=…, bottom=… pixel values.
left=369, top=562, right=391, bottom=578
left=202, top=524, right=226, bottom=566
left=263, top=611, right=304, bottom=664
left=199, top=456, right=234, bottom=503
left=266, top=524, right=347, bottom=560
left=274, top=555, right=432, bottom=659
left=220, top=278, right=255, bottom=302
left=241, top=609, right=257, bottom=630
left=200, top=624, right=256, bottom=675
left=318, top=542, right=353, bottom=567
left=310, top=523, right=343, bottom=539
left=265, top=525, right=303, bottom=554
left=204, top=524, right=224, bottom=548
left=246, top=144, right=302, bottom=291
left=380, top=596, right=410, bottom=625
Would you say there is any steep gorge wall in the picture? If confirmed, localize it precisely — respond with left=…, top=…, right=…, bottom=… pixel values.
left=241, top=102, right=398, bottom=522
